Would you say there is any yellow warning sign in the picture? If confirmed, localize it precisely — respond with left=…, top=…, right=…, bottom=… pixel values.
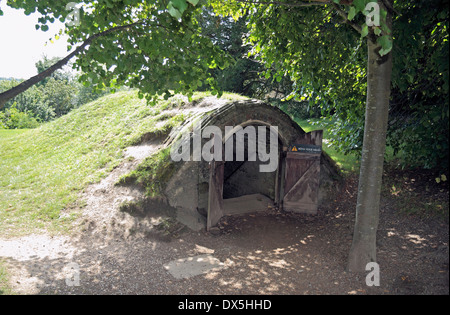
left=289, top=143, right=322, bottom=154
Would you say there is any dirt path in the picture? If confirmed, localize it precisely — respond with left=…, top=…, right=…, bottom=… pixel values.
left=1, top=142, right=448, bottom=295
left=1, top=197, right=448, bottom=294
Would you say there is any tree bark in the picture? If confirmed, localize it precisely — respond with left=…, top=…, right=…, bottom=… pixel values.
left=347, top=2, right=393, bottom=273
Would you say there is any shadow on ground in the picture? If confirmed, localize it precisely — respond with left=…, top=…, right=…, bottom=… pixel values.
left=2, top=187, right=448, bottom=295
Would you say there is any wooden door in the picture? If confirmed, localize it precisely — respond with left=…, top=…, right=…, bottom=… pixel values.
left=283, top=130, right=323, bottom=214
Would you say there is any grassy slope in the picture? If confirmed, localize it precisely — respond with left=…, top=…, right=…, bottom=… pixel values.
left=0, top=90, right=351, bottom=238
left=0, top=90, right=249, bottom=237
left=0, top=90, right=196, bottom=237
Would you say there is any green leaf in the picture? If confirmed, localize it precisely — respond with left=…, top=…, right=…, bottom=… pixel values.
left=348, top=7, right=356, bottom=21
left=380, top=7, right=387, bottom=19
left=171, top=0, right=188, bottom=14
left=377, top=35, right=392, bottom=56
left=374, top=26, right=382, bottom=36
left=353, top=0, right=367, bottom=12
left=361, top=24, right=369, bottom=38
left=379, top=47, right=391, bottom=56
left=167, top=3, right=182, bottom=19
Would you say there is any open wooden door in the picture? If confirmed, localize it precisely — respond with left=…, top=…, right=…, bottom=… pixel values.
left=207, top=159, right=224, bottom=231
left=283, top=130, right=323, bottom=214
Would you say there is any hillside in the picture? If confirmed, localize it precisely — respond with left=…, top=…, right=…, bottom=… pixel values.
left=0, top=90, right=246, bottom=237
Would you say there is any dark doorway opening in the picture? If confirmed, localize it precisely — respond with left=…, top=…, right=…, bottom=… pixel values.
left=222, top=124, right=282, bottom=215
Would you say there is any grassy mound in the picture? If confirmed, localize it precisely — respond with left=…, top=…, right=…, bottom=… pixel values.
left=1, top=89, right=352, bottom=237
left=0, top=90, right=218, bottom=236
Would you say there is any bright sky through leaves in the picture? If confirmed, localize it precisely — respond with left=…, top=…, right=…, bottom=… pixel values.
left=0, top=5, right=70, bottom=79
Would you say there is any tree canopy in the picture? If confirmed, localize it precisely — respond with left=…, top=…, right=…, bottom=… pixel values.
left=2, top=0, right=446, bottom=169
left=210, top=0, right=449, bottom=170
left=2, top=0, right=231, bottom=102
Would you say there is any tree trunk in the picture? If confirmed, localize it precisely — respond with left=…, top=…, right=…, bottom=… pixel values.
left=347, top=3, right=393, bottom=273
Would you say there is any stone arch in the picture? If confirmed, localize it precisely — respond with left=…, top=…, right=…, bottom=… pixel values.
left=199, top=99, right=306, bottom=149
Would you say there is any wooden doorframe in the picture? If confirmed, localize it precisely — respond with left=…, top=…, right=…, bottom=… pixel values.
left=207, top=124, right=284, bottom=230
left=207, top=159, right=225, bottom=230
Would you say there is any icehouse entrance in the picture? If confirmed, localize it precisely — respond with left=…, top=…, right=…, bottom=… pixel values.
left=221, top=124, right=281, bottom=216
left=164, top=99, right=329, bottom=231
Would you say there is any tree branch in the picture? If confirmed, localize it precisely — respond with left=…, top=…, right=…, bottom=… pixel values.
left=331, top=2, right=362, bottom=34
left=0, top=21, right=144, bottom=110
left=380, top=0, right=398, bottom=16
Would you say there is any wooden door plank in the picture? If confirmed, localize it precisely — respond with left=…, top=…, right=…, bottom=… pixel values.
left=283, top=160, right=320, bottom=214
left=207, top=161, right=224, bottom=230
left=284, top=159, right=314, bottom=194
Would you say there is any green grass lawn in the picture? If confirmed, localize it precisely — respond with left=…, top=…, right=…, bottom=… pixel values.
left=0, top=129, right=29, bottom=139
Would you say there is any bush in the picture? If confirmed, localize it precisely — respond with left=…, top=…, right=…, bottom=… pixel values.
left=0, top=54, right=111, bottom=128
left=0, top=112, right=6, bottom=129
left=0, top=103, right=40, bottom=129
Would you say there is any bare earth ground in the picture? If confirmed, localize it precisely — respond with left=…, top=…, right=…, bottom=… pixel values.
left=0, top=145, right=448, bottom=295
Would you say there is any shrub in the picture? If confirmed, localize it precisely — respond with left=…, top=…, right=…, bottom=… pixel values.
left=0, top=103, right=40, bottom=129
